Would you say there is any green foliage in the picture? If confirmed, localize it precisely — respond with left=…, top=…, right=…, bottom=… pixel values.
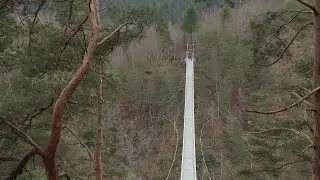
left=116, top=5, right=156, bottom=26
left=219, top=0, right=239, bottom=23
left=148, top=71, right=182, bottom=112
left=82, top=127, right=96, bottom=147
left=154, top=7, right=172, bottom=45
left=0, top=11, right=17, bottom=51
left=53, top=0, right=86, bottom=25
left=181, top=6, right=199, bottom=34
left=227, top=121, right=251, bottom=172
left=243, top=5, right=314, bottom=178
left=195, top=0, right=221, bottom=7
left=0, top=0, right=148, bottom=178
left=124, top=65, right=183, bottom=114
left=248, top=12, right=286, bottom=65
left=220, top=4, right=231, bottom=22
left=247, top=6, right=311, bottom=68
left=16, top=169, right=46, bottom=180
left=247, top=120, right=312, bottom=178
left=224, top=0, right=238, bottom=8
left=294, top=57, right=313, bottom=78
left=1, top=0, right=316, bottom=179
left=0, top=9, right=20, bottom=75
left=242, top=10, right=306, bottom=89
left=229, top=131, right=249, bottom=164
left=194, top=8, right=313, bottom=177
left=107, top=0, right=197, bottom=23
left=196, top=30, right=265, bottom=111
left=105, top=165, right=128, bottom=178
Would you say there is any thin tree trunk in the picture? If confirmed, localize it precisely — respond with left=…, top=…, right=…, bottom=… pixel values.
left=95, top=61, right=104, bottom=180
left=220, top=153, right=223, bottom=179
left=45, top=0, right=100, bottom=179
left=313, top=1, right=320, bottom=178
left=43, top=157, right=58, bottom=180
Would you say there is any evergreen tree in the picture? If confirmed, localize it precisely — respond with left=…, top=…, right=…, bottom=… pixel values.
left=154, top=6, right=172, bottom=46
left=181, top=6, right=199, bottom=43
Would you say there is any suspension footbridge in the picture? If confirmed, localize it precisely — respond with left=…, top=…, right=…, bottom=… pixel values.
left=180, top=44, right=197, bottom=180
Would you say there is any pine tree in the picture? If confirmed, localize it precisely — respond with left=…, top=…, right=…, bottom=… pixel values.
left=181, top=6, right=199, bottom=43
left=154, top=7, right=172, bottom=45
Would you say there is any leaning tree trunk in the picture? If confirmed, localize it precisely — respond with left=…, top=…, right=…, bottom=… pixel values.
left=313, top=1, right=320, bottom=179
left=95, top=61, right=104, bottom=180
left=44, top=0, right=100, bottom=179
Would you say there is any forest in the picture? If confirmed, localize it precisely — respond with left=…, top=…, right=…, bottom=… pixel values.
left=1, top=0, right=320, bottom=179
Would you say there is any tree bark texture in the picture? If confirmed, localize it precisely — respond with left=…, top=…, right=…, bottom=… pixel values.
left=6, top=0, right=102, bottom=179
left=95, top=61, right=104, bottom=180
left=45, top=0, right=100, bottom=179
left=313, top=1, right=320, bottom=179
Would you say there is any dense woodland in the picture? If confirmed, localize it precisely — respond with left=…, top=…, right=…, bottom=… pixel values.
left=2, top=0, right=320, bottom=179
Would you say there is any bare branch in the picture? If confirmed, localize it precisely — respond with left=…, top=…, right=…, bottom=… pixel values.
left=0, top=157, right=19, bottom=162
left=260, top=22, right=313, bottom=66
left=251, top=128, right=313, bottom=145
left=24, top=98, right=54, bottom=130
left=297, top=0, right=318, bottom=14
left=0, top=0, right=11, bottom=11
left=294, top=152, right=313, bottom=162
left=99, top=6, right=107, bottom=12
left=291, top=92, right=314, bottom=107
left=1, top=117, right=44, bottom=154
left=28, top=0, right=46, bottom=56
left=62, top=126, right=94, bottom=161
left=279, top=9, right=313, bottom=14
left=304, top=120, right=314, bottom=134
left=71, top=172, right=95, bottom=180
left=251, top=12, right=308, bottom=67
left=246, top=85, right=320, bottom=114
left=283, top=11, right=303, bottom=26
left=277, top=160, right=307, bottom=169
left=252, top=159, right=307, bottom=173
left=5, top=148, right=42, bottom=180
left=29, top=99, right=54, bottom=120
left=62, top=0, right=75, bottom=36
left=97, top=23, right=131, bottom=46
left=59, top=172, right=71, bottom=180
left=57, top=15, right=89, bottom=64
